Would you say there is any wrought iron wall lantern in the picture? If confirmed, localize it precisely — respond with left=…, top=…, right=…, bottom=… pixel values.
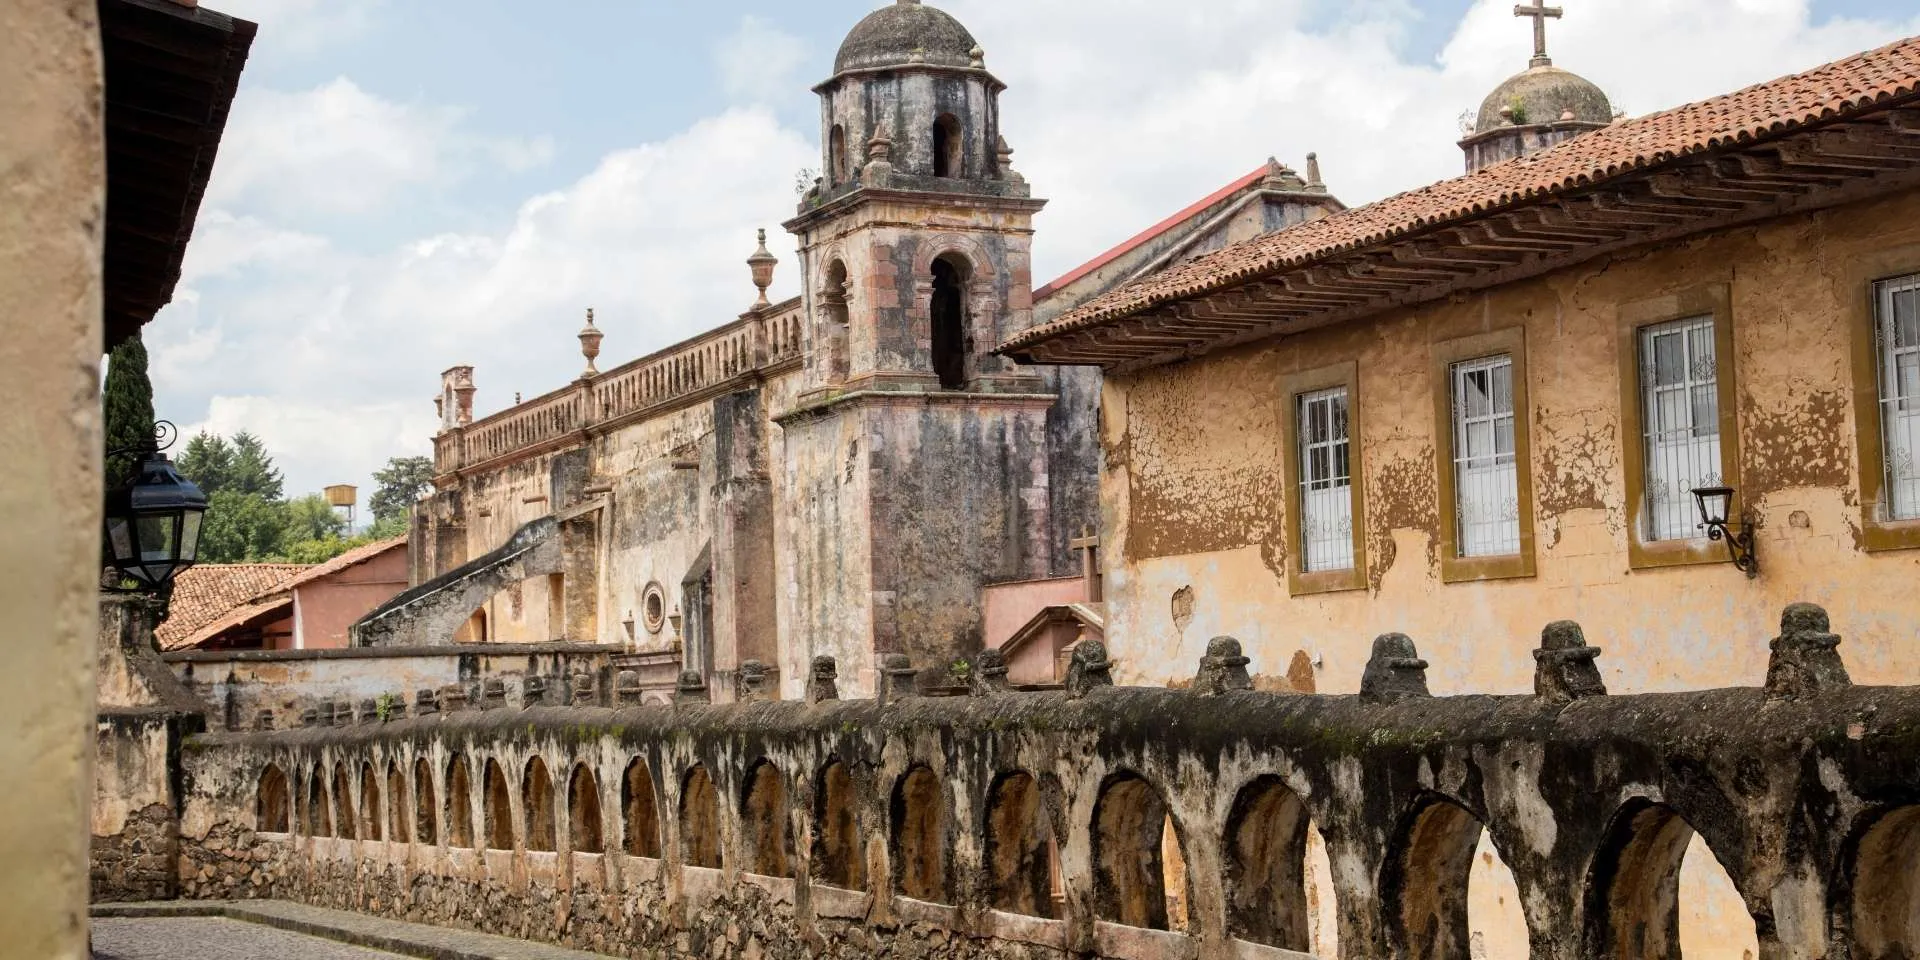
left=1691, top=484, right=1758, bottom=578
left=104, top=421, right=207, bottom=594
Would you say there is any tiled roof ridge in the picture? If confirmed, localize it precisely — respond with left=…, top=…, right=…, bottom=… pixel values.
left=248, top=535, right=405, bottom=601
left=1004, top=32, right=1920, bottom=353
left=1033, top=164, right=1271, bottom=302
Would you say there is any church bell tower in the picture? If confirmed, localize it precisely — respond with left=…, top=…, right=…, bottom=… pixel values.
left=777, top=0, right=1054, bottom=696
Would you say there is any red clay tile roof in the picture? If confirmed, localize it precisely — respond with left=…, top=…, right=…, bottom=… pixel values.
left=155, top=563, right=303, bottom=650
left=269, top=536, right=406, bottom=594
left=1003, top=33, right=1920, bottom=355
left=1034, top=165, right=1270, bottom=302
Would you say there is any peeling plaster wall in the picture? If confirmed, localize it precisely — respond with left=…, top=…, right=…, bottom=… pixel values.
left=0, top=1, right=103, bottom=952
left=1101, top=189, right=1920, bottom=700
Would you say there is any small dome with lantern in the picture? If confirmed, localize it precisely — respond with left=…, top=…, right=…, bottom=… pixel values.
left=834, top=0, right=981, bottom=75
left=1474, top=63, right=1613, bottom=132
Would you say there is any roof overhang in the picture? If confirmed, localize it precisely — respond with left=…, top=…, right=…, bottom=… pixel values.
left=101, top=0, right=256, bottom=348
left=1000, top=40, right=1920, bottom=373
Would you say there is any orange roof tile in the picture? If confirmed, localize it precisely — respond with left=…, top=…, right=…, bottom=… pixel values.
left=1004, top=33, right=1920, bottom=355
left=155, top=563, right=303, bottom=650
left=268, top=536, right=405, bottom=594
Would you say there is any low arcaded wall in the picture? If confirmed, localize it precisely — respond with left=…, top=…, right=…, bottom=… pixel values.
left=170, top=605, right=1920, bottom=960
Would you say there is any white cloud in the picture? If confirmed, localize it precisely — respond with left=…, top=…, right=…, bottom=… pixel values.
left=716, top=15, right=811, bottom=105
left=206, top=78, right=552, bottom=221
left=151, top=0, right=1920, bottom=501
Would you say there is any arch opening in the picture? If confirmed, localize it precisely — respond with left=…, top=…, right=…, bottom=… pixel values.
left=482, top=759, right=512, bottom=851
left=930, top=255, right=969, bottom=390
left=823, top=259, right=851, bottom=383
left=829, top=124, right=848, bottom=184
left=568, top=763, right=602, bottom=854
left=387, top=761, right=407, bottom=842
left=413, top=757, right=436, bottom=845
left=1382, top=796, right=1530, bottom=960
left=256, top=765, right=291, bottom=834
left=1225, top=776, right=1311, bottom=951
left=524, top=757, right=556, bottom=852
left=681, top=765, right=723, bottom=869
left=932, top=113, right=961, bottom=178
left=813, top=758, right=864, bottom=890
left=333, top=764, right=357, bottom=840
left=304, top=769, right=331, bottom=837
left=1091, top=771, right=1187, bottom=931
left=985, top=770, right=1056, bottom=918
left=1848, top=805, right=1920, bottom=960
left=446, top=755, right=474, bottom=848
left=892, top=764, right=948, bottom=903
left=360, top=761, right=382, bottom=841
left=743, top=760, right=792, bottom=878
left=1586, top=799, right=1758, bottom=960
left=623, top=758, right=662, bottom=858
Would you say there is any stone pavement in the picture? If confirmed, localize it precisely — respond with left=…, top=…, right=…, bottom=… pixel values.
left=90, top=901, right=620, bottom=960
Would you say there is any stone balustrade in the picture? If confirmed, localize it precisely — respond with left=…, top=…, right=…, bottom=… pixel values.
left=174, top=605, right=1920, bottom=959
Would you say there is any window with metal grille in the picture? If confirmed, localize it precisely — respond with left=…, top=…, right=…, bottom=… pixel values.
left=1876, top=274, right=1920, bottom=521
left=1297, top=386, right=1353, bottom=572
left=1638, top=316, right=1722, bottom=541
left=1450, top=355, right=1519, bottom=558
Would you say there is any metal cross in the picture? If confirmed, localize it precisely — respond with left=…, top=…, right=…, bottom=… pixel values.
left=1514, top=0, right=1563, bottom=66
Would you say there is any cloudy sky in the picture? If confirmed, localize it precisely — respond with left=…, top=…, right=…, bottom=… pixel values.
left=155, top=0, right=1920, bottom=501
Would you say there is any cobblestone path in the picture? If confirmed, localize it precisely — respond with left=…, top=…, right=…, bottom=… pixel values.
left=92, top=917, right=408, bottom=960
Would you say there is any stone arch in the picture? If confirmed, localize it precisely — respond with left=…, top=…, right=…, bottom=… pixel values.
left=304, top=767, right=330, bottom=837
left=1584, top=799, right=1757, bottom=959
left=829, top=123, right=848, bottom=184
left=524, top=756, right=556, bottom=852
left=1225, top=775, right=1312, bottom=951
left=1091, top=770, right=1189, bottom=931
left=256, top=764, right=291, bottom=833
left=568, top=763, right=602, bottom=854
left=984, top=769, right=1054, bottom=918
left=360, top=761, right=383, bottom=841
left=482, top=758, right=513, bottom=850
left=813, top=757, right=864, bottom=890
left=446, top=755, right=474, bottom=848
left=387, top=760, right=407, bottom=842
left=352, top=517, right=562, bottom=647
left=1380, top=794, right=1527, bottom=960
left=1842, top=805, right=1920, bottom=959
left=742, top=760, right=792, bottom=878
left=892, top=764, right=948, bottom=903
left=820, top=257, right=851, bottom=383
left=930, top=255, right=971, bottom=390
left=333, top=764, right=356, bottom=840
left=414, top=757, right=436, bottom=845
left=681, top=764, right=722, bottom=869
left=622, top=758, right=661, bottom=858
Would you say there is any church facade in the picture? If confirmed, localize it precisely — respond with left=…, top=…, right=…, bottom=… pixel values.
left=388, top=0, right=1341, bottom=701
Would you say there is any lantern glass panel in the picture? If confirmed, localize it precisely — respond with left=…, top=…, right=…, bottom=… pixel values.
left=137, top=513, right=178, bottom=563
left=179, top=510, right=203, bottom=563
left=1693, top=487, right=1732, bottom=527
left=107, top=516, right=134, bottom=564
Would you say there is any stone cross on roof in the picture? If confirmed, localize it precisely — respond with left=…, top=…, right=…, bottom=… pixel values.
left=1515, top=0, right=1563, bottom=67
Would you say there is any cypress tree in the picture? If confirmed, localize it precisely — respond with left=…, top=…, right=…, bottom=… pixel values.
left=103, top=335, right=156, bottom=488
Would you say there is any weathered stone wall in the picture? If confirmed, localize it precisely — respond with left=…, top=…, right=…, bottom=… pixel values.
left=174, top=607, right=1920, bottom=960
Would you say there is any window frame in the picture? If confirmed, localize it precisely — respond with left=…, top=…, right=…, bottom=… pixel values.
left=1432, top=328, right=1536, bottom=583
left=1851, top=244, right=1920, bottom=552
left=1616, top=284, right=1742, bottom=570
left=1281, top=362, right=1367, bottom=596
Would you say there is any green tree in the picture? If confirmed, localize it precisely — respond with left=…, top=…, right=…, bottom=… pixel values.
left=196, top=489, right=291, bottom=563
left=369, top=455, right=435, bottom=525
left=102, top=335, right=157, bottom=488
left=282, top=494, right=346, bottom=543
left=176, top=433, right=237, bottom=496
left=229, top=431, right=284, bottom=500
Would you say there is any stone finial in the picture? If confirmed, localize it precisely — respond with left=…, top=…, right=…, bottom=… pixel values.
left=675, top=670, right=710, bottom=705
left=300, top=707, right=319, bottom=728
left=256, top=709, right=275, bottom=732
left=522, top=675, right=549, bottom=708
left=440, top=683, right=468, bottom=713
left=969, top=44, right=985, bottom=68
left=864, top=134, right=895, bottom=188
left=480, top=678, right=508, bottom=710
left=1262, top=156, right=1306, bottom=191
left=1305, top=152, right=1325, bottom=192
left=971, top=648, right=1011, bottom=697
left=1766, top=602, right=1851, bottom=702
left=1359, top=633, right=1431, bottom=704
left=806, top=656, right=840, bottom=705
left=614, top=670, right=642, bottom=706
left=334, top=701, right=356, bottom=726
left=738, top=660, right=772, bottom=703
left=994, top=136, right=1025, bottom=185
left=1194, top=636, right=1254, bottom=696
left=1066, top=641, right=1114, bottom=700
left=578, top=308, right=603, bottom=377
left=1534, top=621, right=1607, bottom=703
left=414, top=689, right=440, bottom=717
left=570, top=671, right=598, bottom=706
left=878, top=653, right=917, bottom=706
left=747, top=230, right=778, bottom=311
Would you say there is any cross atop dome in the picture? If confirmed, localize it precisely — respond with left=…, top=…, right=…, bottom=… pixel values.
left=1514, top=0, right=1564, bottom=67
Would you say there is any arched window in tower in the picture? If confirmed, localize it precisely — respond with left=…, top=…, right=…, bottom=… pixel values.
left=829, top=124, right=848, bottom=184
left=823, top=259, right=851, bottom=383
left=933, top=114, right=962, bottom=178
left=931, top=256, right=969, bottom=390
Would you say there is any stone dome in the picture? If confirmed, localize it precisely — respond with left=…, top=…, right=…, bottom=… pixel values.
left=1474, top=64, right=1613, bottom=133
left=834, top=1, right=981, bottom=74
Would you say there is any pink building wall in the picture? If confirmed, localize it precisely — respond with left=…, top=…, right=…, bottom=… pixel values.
left=290, top=548, right=410, bottom=650
left=980, top=576, right=1087, bottom=652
